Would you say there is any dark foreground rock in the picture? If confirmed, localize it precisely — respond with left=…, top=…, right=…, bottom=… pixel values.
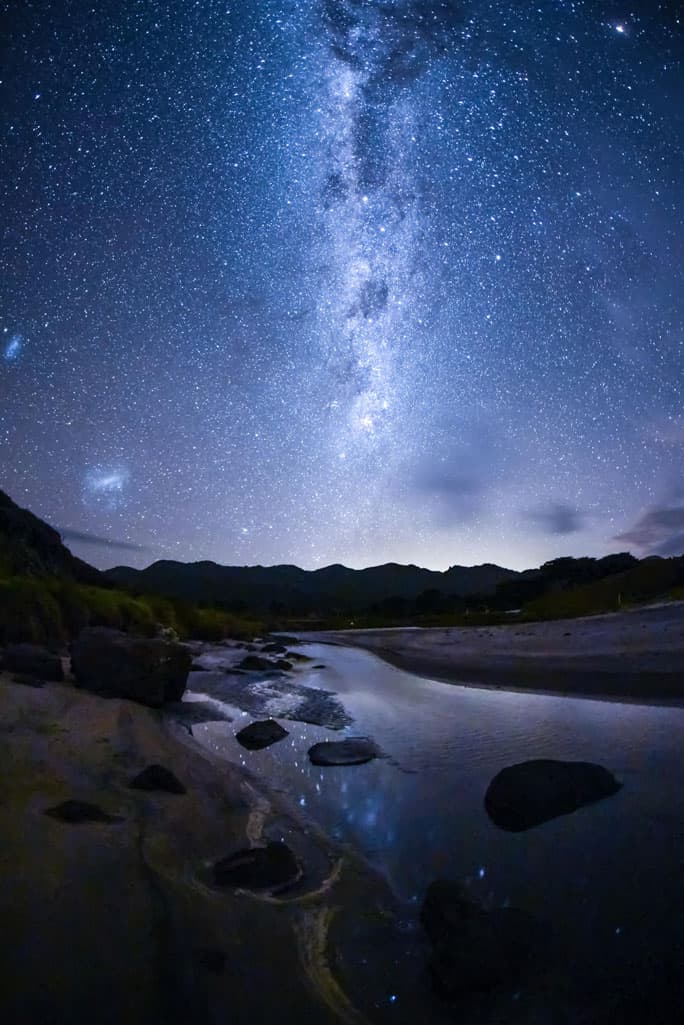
left=71, top=628, right=192, bottom=707
left=235, top=719, right=289, bottom=750
left=44, top=799, right=122, bottom=824
left=212, top=842, right=300, bottom=892
left=128, top=764, right=186, bottom=794
left=1, top=644, right=63, bottom=681
left=421, top=880, right=545, bottom=999
left=485, top=758, right=622, bottom=832
left=308, top=737, right=377, bottom=766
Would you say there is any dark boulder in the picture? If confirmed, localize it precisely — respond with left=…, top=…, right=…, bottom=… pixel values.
left=273, top=658, right=293, bottom=671
left=237, top=654, right=273, bottom=671
left=308, top=737, right=377, bottom=766
left=485, top=758, right=622, bottom=832
left=313, top=664, right=326, bottom=669
left=213, top=842, right=300, bottom=892
left=44, top=800, right=122, bottom=824
left=128, top=764, right=186, bottom=794
left=235, top=719, right=289, bottom=750
left=1, top=643, right=63, bottom=681
left=421, top=880, right=545, bottom=998
left=261, top=642, right=287, bottom=654
left=70, top=628, right=192, bottom=707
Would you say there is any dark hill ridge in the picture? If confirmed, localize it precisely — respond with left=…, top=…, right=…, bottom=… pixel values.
left=105, top=558, right=518, bottom=612
left=0, top=490, right=101, bottom=584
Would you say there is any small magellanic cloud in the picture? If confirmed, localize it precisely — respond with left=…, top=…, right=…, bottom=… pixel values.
left=3, top=333, right=23, bottom=361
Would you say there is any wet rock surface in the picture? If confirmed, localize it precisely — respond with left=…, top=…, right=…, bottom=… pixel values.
left=1, top=644, right=63, bottom=682
left=485, top=758, right=622, bottom=831
left=308, top=737, right=377, bottom=766
left=212, top=841, right=300, bottom=892
left=421, top=880, right=546, bottom=999
left=128, top=764, right=186, bottom=794
left=235, top=719, right=289, bottom=750
left=71, top=628, right=192, bottom=707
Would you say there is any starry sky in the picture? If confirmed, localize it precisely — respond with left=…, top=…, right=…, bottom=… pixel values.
left=1, top=0, right=682, bottom=572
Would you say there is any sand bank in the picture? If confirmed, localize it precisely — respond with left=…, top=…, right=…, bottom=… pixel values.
left=306, top=604, right=684, bottom=705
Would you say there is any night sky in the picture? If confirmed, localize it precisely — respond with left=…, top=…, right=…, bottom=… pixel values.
left=1, top=1, right=682, bottom=571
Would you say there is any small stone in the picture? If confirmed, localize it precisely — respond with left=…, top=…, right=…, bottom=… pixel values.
left=308, top=738, right=377, bottom=766
left=128, top=764, right=186, bottom=794
left=235, top=719, right=289, bottom=751
left=44, top=800, right=122, bottom=824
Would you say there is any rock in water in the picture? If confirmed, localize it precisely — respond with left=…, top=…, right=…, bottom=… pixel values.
left=128, top=764, right=186, bottom=794
left=261, top=641, right=287, bottom=654
left=44, top=800, right=122, bottom=824
left=421, top=880, right=545, bottom=998
left=237, top=654, right=274, bottom=671
left=235, top=719, right=289, bottom=750
left=1, top=643, right=63, bottom=681
left=273, top=658, right=293, bottom=671
left=308, top=737, right=377, bottom=766
left=213, top=842, right=300, bottom=892
left=70, top=627, right=192, bottom=707
left=485, top=758, right=622, bottom=832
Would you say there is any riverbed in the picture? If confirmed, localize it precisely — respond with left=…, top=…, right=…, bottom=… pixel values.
left=187, top=641, right=684, bottom=1024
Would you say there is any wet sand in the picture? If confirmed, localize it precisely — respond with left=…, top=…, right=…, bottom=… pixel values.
left=306, top=603, right=684, bottom=704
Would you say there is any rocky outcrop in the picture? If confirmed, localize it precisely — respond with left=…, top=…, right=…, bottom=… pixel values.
left=1, top=643, right=63, bottom=681
left=485, top=758, right=622, bottom=831
left=235, top=719, right=289, bottom=750
left=70, top=627, right=191, bottom=707
left=421, top=880, right=545, bottom=999
left=308, top=738, right=377, bottom=766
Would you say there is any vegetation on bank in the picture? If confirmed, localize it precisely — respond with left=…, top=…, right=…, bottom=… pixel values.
left=0, top=573, right=263, bottom=649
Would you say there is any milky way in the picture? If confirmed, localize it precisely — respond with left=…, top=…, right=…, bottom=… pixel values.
left=0, top=1, right=682, bottom=569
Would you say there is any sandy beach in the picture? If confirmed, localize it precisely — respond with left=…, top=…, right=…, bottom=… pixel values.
left=307, top=603, right=684, bottom=704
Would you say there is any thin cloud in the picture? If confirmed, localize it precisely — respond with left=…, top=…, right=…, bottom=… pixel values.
left=615, top=506, right=684, bottom=557
left=58, top=528, right=149, bottom=553
left=528, top=502, right=585, bottom=536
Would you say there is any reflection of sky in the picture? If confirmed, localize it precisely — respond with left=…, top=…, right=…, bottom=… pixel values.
left=192, top=641, right=684, bottom=1014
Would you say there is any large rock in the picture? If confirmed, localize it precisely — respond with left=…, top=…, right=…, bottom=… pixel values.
left=1, top=643, right=63, bottom=681
left=70, top=628, right=191, bottom=707
left=421, top=880, right=544, bottom=998
left=235, top=719, right=289, bottom=750
left=485, top=758, right=622, bottom=832
left=308, top=737, right=377, bottom=766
